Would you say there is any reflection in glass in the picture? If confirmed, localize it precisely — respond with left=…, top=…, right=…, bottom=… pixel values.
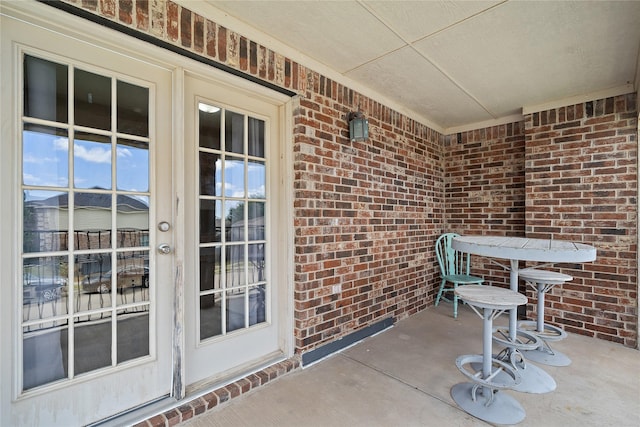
left=200, top=199, right=222, bottom=243
left=74, top=132, right=112, bottom=189
left=117, top=310, right=149, bottom=363
left=74, top=192, right=111, bottom=242
left=23, top=124, right=69, bottom=188
left=248, top=117, right=265, bottom=158
left=23, top=324, right=67, bottom=390
left=226, top=288, right=245, bottom=332
left=224, top=157, right=245, bottom=198
left=117, top=139, right=149, bottom=191
left=23, top=190, right=68, bottom=253
left=22, top=256, right=68, bottom=322
left=117, top=195, right=149, bottom=248
left=225, top=200, right=243, bottom=242
left=74, top=69, right=111, bottom=130
left=199, top=103, right=221, bottom=150
left=76, top=253, right=112, bottom=310
left=197, top=108, right=270, bottom=339
left=226, top=245, right=245, bottom=288
left=247, top=202, right=265, bottom=240
left=200, top=246, right=222, bottom=292
left=23, top=55, right=68, bottom=123
left=248, top=243, right=265, bottom=284
left=247, top=160, right=265, bottom=198
left=199, top=152, right=221, bottom=196
left=74, top=312, right=113, bottom=375
left=248, top=285, right=266, bottom=326
left=117, top=81, right=149, bottom=137
left=225, top=110, right=244, bottom=154
left=116, top=252, right=149, bottom=306
left=200, top=293, right=222, bottom=340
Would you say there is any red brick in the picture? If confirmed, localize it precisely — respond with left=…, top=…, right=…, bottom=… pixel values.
left=180, top=7, right=191, bottom=48
left=118, top=0, right=133, bottom=25
left=166, top=1, right=178, bottom=42
left=135, top=0, right=149, bottom=30
left=100, top=0, right=115, bottom=17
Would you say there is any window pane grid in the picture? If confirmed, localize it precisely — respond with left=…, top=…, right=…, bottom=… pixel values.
left=20, top=54, right=152, bottom=392
left=198, top=102, right=267, bottom=340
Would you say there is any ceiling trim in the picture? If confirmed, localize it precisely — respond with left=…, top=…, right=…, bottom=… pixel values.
left=522, top=84, right=635, bottom=115
left=446, top=113, right=525, bottom=135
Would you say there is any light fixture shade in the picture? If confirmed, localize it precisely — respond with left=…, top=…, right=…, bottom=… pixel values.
left=348, top=111, right=369, bottom=142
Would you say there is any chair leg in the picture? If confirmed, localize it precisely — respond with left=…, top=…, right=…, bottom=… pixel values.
left=453, top=283, right=458, bottom=318
left=435, top=279, right=446, bottom=306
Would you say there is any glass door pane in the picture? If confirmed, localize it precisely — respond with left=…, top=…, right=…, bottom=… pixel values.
left=21, top=54, right=152, bottom=391
left=198, top=103, right=268, bottom=341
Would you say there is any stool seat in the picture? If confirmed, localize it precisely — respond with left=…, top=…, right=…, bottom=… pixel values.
left=518, top=268, right=573, bottom=284
left=455, top=285, right=527, bottom=310
left=518, top=268, right=573, bottom=367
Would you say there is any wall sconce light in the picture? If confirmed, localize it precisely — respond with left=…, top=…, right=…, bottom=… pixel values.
left=348, top=110, right=369, bottom=142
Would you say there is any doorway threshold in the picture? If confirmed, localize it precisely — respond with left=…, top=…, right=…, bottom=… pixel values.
left=91, top=353, right=295, bottom=427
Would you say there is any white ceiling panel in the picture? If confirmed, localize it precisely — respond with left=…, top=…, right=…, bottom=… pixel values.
left=211, top=1, right=406, bottom=73
left=415, top=0, right=640, bottom=118
left=196, top=0, right=640, bottom=132
left=363, top=0, right=503, bottom=42
left=346, top=46, right=492, bottom=128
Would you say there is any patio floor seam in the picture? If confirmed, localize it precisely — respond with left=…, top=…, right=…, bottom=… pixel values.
left=337, top=352, right=463, bottom=413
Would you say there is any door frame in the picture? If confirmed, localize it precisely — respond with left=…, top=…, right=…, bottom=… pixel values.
left=181, top=70, right=290, bottom=391
left=0, top=0, right=294, bottom=423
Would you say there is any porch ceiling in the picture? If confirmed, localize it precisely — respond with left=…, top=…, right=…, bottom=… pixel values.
left=192, top=0, right=640, bottom=133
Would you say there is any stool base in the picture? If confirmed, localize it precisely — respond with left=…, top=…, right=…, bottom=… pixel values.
left=517, top=320, right=571, bottom=366
left=509, top=357, right=557, bottom=393
left=522, top=346, right=571, bottom=367
left=451, top=382, right=525, bottom=425
left=517, top=320, right=567, bottom=342
left=456, top=354, right=521, bottom=390
left=488, top=327, right=556, bottom=393
left=477, top=349, right=557, bottom=394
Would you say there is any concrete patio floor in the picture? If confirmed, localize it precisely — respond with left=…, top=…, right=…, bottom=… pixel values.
left=183, top=303, right=640, bottom=427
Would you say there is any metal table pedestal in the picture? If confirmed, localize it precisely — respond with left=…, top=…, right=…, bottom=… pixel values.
left=452, top=285, right=528, bottom=425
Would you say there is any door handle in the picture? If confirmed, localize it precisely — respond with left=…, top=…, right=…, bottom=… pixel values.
left=158, top=243, right=172, bottom=254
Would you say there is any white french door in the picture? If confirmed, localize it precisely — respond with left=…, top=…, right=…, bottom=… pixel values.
left=1, top=13, right=174, bottom=426
left=183, top=73, right=287, bottom=387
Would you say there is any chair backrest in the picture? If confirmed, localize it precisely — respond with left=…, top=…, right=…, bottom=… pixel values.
left=435, top=233, right=471, bottom=277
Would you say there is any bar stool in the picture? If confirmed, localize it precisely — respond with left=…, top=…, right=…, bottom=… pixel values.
left=517, top=268, right=573, bottom=366
left=451, top=285, right=527, bottom=425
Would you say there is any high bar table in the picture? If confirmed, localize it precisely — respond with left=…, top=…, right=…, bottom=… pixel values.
left=452, top=235, right=596, bottom=393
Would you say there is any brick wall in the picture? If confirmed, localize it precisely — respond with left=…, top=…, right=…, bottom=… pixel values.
left=443, top=123, right=526, bottom=289
left=292, top=90, right=444, bottom=353
left=525, top=94, right=638, bottom=347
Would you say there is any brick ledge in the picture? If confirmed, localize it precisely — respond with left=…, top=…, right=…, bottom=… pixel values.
left=134, top=356, right=301, bottom=426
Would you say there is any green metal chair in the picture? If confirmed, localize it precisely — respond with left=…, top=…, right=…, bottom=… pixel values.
left=435, top=233, right=484, bottom=318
